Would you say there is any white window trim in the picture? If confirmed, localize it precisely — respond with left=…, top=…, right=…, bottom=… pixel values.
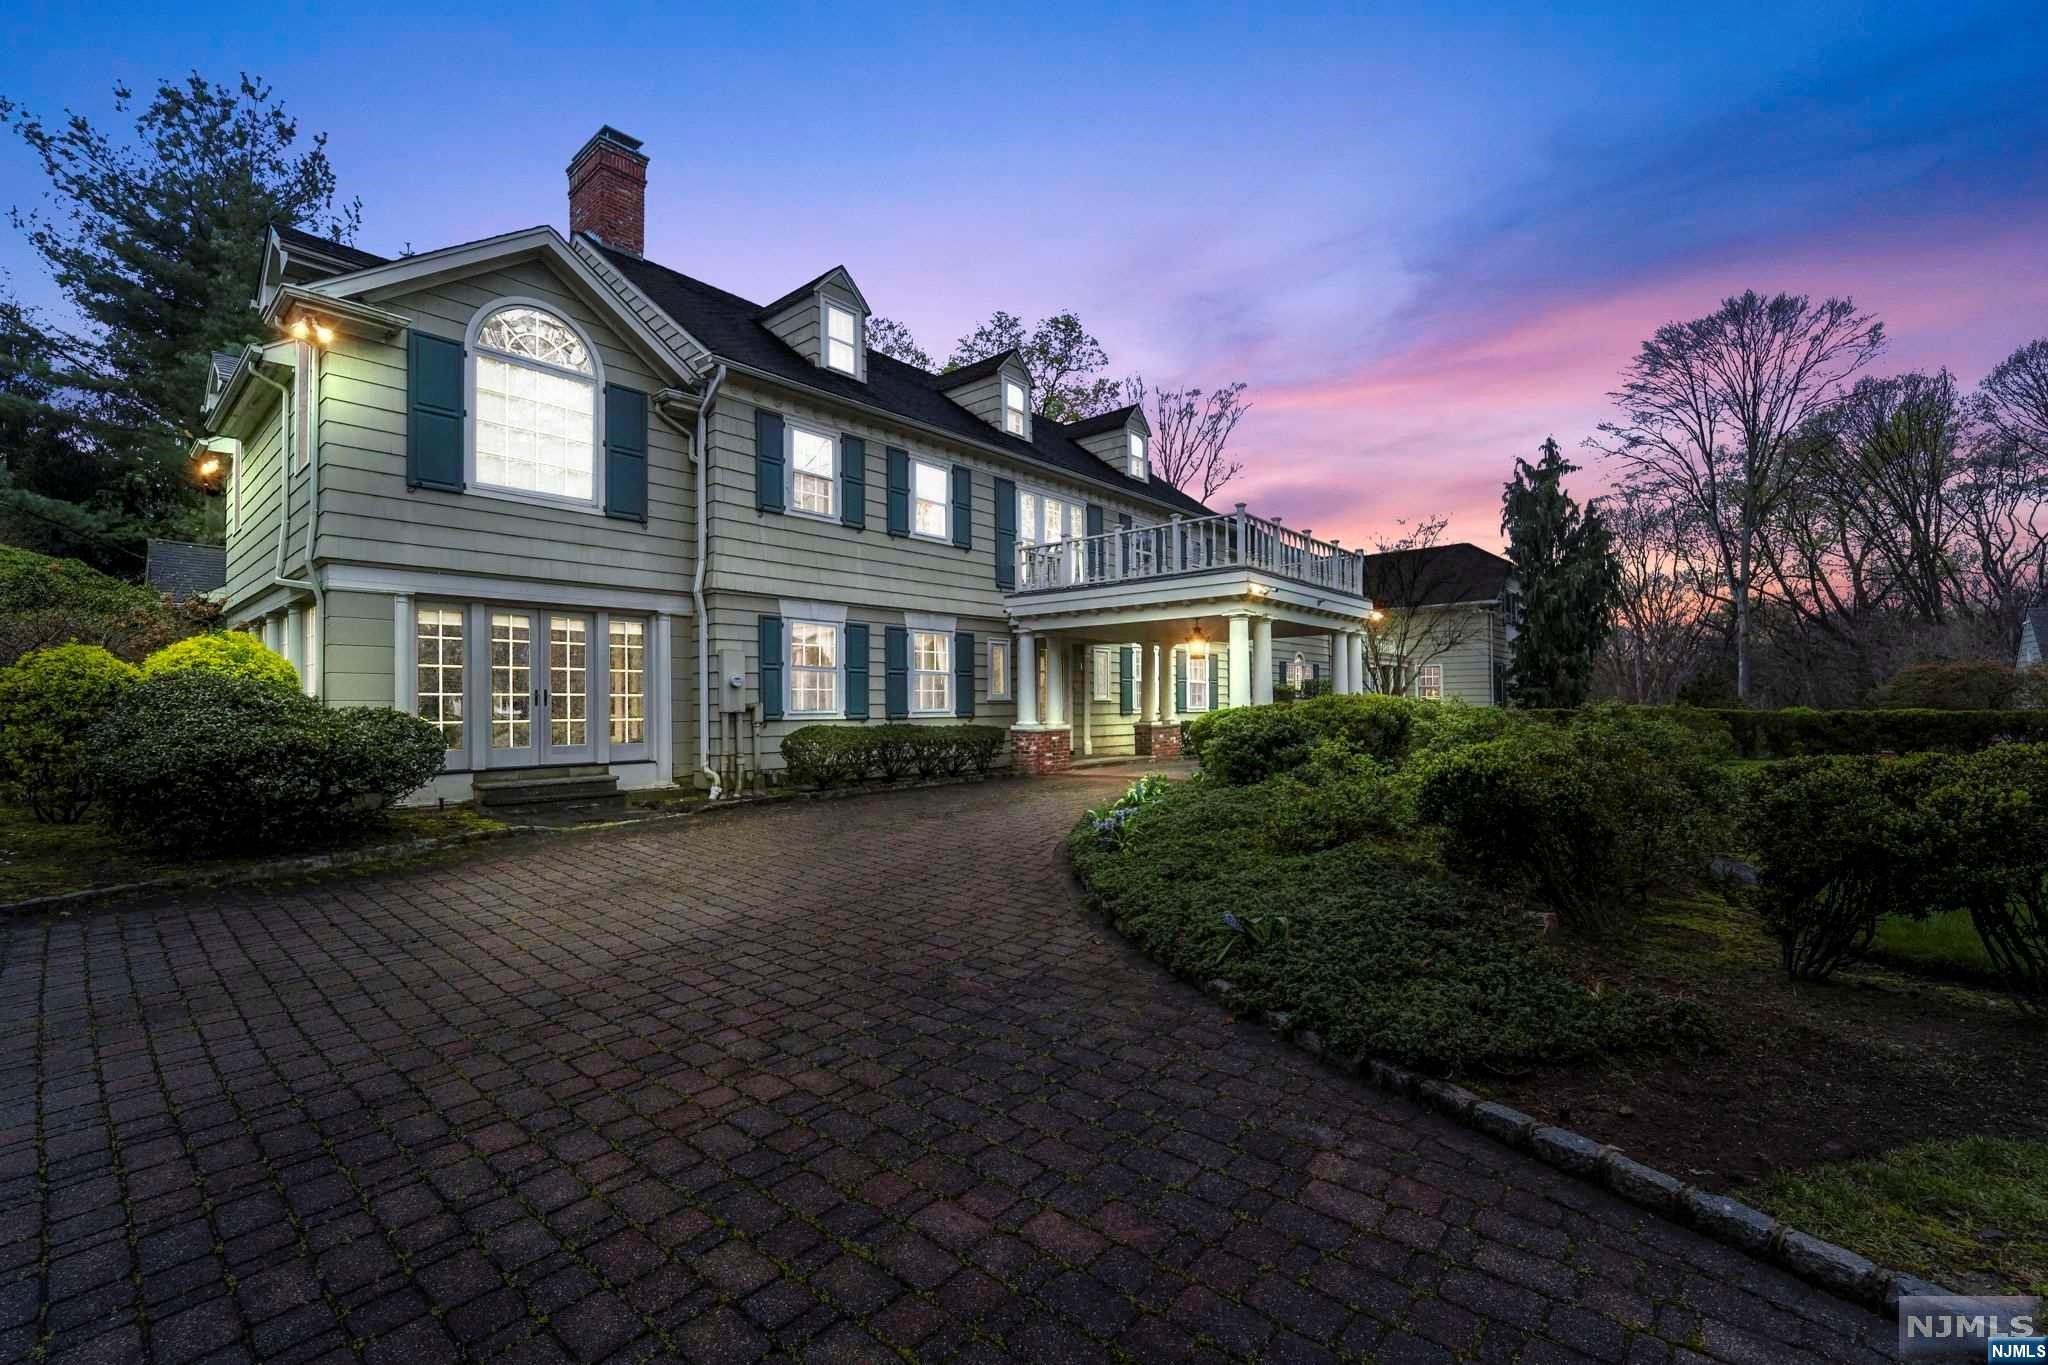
left=1128, top=432, right=1148, bottom=480
left=1418, top=662, right=1443, bottom=701
left=462, top=297, right=608, bottom=515
left=822, top=300, right=861, bottom=377
left=988, top=638, right=1012, bottom=701
left=1186, top=650, right=1213, bottom=712
left=910, top=456, right=950, bottom=542
left=784, top=416, right=840, bottom=523
left=1002, top=377, right=1029, bottom=437
left=1091, top=646, right=1114, bottom=702
left=786, top=618, right=845, bottom=719
left=908, top=628, right=954, bottom=717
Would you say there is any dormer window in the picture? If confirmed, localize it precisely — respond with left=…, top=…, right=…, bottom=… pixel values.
left=825, top=303, right=858, bottom=374
left=1003, top=380, right=1028, bottom=436
left=1128, top=432, right=1148, bottom=480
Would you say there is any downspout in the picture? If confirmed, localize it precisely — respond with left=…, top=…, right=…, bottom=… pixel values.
left=245, top=341, right=325, bottom=697
left=656, top=361, right=727, bottom=794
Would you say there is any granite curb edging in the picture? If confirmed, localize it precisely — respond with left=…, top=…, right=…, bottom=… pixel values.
left=1194, top=976, right=1948, bottom=1317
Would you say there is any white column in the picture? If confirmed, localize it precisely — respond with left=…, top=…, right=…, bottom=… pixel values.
left=1046, top=641, right=1067, bottom=726
left=1015, top=631, right=1038, bottom=726
left=1162, top=646, right=1180, bottom=723
left=1080, top=647, right=1094, bottom=756
left=654, top=611, right=675, bottom=787
left=1331, top=631, right=1350, bottom=694
left=1252, top=617, right=1274, bottom=705
left=1227, top=614, right=1251, bottom=707
left=1147, top=642, right=1163, bottom=723
left=1348, top=632, right=1367, bottom=696
left=285, top=604, right=308, bottom=685
left=393, top=593, right=415, bottom=714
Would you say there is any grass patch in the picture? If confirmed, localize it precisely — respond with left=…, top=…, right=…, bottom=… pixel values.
left=1872, top=909, right=1997, bottom=980
left=0, top=802, right=506, bottom=903
left=1752, top=1138, right=2048, bottom=1296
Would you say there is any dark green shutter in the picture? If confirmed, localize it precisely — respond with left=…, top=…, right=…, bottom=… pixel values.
left=1175, top=651, right=1187, bottom=714
left=844, top=622, right=870, bottom=718
left=993, top=477, right=1017, bottom=590
left=1119, top=646, right=1135, bottom=715
left=954, top=630, right=974, bottom=718
left=841, top=435, right=866, bottom=529
left=950, top=466, right=972, bottom=549
left=603, top=384, right=649, bottom=522
left=755, top=410, right=785, bottom=513
left=1117, top=512, right=1133, bottom=575
left=758, top=614, right=783, bottom=719
left=406, top=331, right=465, bottom=492
left=1085, top=503, right=1105, bottom=579
left=885, top=446, right=910, bottom=537
left=884, top=626, right=909, bottom=718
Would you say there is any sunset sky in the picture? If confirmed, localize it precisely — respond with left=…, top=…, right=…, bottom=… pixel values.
left=4, top=1, right=2044, bottom=549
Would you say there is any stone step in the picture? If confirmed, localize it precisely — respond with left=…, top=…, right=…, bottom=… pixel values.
left=473, top=766, right=623, bottom=811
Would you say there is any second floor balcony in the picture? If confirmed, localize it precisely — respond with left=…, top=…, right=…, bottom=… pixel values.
left=1012, top=505, right=1369, bottom=605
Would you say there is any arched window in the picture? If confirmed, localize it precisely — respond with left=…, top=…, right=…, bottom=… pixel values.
left=1288, top=652, right=1309, bottom=688
left=470, top=303, right=600, bottom=502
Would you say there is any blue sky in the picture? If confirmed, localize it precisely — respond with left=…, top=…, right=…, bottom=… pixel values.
left=4, top=1, right=2044, bottom=544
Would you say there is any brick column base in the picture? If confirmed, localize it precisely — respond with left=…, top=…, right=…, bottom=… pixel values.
left=1136, top=723, right=1185, bottom=759
left=1010, top=727, right=1073, bottom=775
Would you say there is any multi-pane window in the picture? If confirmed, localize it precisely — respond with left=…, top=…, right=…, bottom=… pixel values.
left=417, top=607, right=464, bottom=751
left=1418, top=663, right=1443, bottom=701
left=1091, top=647, right=1114, bottom=701
left=790, top=425, right=836, bottom=516
left=825, top=304, right=858, bottom=374
left=789, top=623, right=840, bottom=714
left=490, top=611, right=533, bottom=749
left=1128, top=432, right=1148, bottom=479
left=473, top=306, right=597, bottom=502
left=988, top=638, right=1011, bottom=700
left=911, top=631, right=952, bottom=714
left=609, top=618, right=645, bottom=744
left=1288, top=653, right=1309, bottom=689
left=548, top=616, right=589, bottom=748
left=1003, top=379, right=1027, bottom=435
left=1187, top=651, right=1211, bottom=711
left=912, top=460, right=949, bottom=539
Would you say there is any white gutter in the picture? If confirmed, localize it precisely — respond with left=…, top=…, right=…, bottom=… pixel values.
left=243, top=342, right=326, bottom=697
left=657, top=363, right=727, bottom=793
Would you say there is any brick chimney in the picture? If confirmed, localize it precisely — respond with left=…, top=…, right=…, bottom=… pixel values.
left=567, top=126, right=649, bottom=254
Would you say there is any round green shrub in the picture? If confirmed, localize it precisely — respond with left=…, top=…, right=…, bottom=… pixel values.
left=0, top=644, right=140, bottom=822
left=1870, top=660, right=2022, bottom=711
left=1191, top=706, right=1321, bottom=785
left=85, top=671, right=446, bottom=852
left=141, top=631, right=298, bottom=692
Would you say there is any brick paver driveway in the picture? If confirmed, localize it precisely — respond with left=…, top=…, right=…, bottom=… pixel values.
left=2, top=774, right=1898, bottom=1364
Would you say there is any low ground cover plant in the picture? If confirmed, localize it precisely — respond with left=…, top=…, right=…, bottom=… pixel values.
left=1068, top=773, right=1712, bottom=1074
left=780, top=723, right=1005, bottom=786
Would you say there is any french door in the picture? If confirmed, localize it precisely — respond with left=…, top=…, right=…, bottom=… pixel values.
left=487, top=608, right=596, bottom=767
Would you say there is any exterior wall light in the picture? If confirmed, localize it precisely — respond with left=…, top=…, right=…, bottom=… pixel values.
left=285, top=314, right=337, bottom=347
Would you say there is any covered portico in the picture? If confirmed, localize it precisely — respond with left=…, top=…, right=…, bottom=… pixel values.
left=1003, top=505, right=1376, bottom=773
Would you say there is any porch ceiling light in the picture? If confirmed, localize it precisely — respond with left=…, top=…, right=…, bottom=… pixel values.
left=1187, top=624, right=1207, bottom=655
left=1368, top=609, right=1385, bottom=623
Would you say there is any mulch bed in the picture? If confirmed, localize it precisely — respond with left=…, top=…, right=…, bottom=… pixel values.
left=1475, top=899, right=2048, bottom=1192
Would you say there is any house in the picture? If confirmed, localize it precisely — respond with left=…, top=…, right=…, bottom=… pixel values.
left=1359, top=542, right=1516, bottom=704
left=143, top=539, right=227, bottom=603
left=199, top=126, right=1379, bottom=802
left=2018, top=608, right=2048, bottom=669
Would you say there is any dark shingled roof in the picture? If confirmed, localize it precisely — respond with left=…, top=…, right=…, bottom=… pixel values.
left=934, top=351, right=1019, bottom=389
left=1360, top=542, right=1513, bottom=608
left=1060, top=404, right=1142, bottom=440
left=593, top=243, right=1213, bottom=518
left=144, top=540, right=226, bottom=602
left=274, top=223, right=389, bottom=271
left=210, top=351, right=241, bottom=384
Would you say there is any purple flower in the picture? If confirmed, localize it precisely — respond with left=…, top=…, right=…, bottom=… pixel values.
left=1222, top=912, right=1244, bottom=934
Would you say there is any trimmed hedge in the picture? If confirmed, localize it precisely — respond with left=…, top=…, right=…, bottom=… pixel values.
left=780, top=723, right=1005, bottom=787
left=1511, top=704, right=2048, bottom=759
left=0, top=644, right=140, bottom=822
left=85, top=671, right=446, bottom=852
left=142, top=631, right=299, bottom=692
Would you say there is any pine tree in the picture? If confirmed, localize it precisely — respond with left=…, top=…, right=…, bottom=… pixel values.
left=1501, top=438, right=1622, bottom=706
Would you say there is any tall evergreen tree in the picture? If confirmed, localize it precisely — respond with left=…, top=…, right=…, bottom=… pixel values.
left=0, top=74, right=359, bottom=564
left=1502, top=438, right=1622, bottom=706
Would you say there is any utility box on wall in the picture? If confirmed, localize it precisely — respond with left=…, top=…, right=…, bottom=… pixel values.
left=718, top=648, right=747, bottom=714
